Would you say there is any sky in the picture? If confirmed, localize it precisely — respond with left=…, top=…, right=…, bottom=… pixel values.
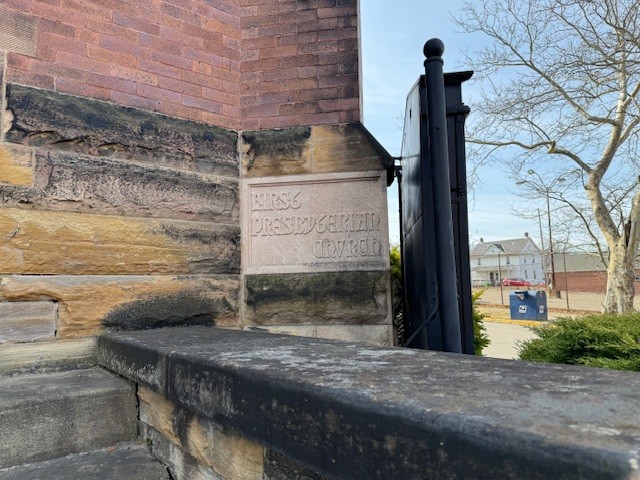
left=359, top=0, right=537, bottom=248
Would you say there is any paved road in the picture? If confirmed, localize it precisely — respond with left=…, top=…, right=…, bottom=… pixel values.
left=483, top=321, right=538, bottom=360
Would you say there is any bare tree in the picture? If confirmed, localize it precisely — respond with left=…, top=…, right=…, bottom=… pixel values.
left=456, top=0, right=640, bottom=313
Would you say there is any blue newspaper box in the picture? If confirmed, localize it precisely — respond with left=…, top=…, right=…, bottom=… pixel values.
left=509, top=290, right=547, bottom=321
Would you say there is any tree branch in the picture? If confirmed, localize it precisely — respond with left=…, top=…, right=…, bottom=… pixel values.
left=469, top=138, right=592, bottom=172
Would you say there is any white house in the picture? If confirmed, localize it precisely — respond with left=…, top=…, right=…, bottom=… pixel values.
left=470, top=233, right=544, bottom=286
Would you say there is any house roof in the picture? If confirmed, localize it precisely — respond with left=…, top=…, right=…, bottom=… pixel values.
left=549, top=252, right=605, bottom=272
left=545, top=252, right=640, bottom=272
left=470, top=237, right=540, bottom=257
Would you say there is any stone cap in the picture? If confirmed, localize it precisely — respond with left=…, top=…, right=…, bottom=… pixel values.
left=98, top=326, right=640, bottom=479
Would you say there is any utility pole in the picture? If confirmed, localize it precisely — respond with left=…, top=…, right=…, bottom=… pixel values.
left=545, top=193, right=560, bottom=298
left=497, top=246, right=504, bottom=305
left=518, top=170, right=562, bottom=298
left=537, top=209, right=546, bottom=269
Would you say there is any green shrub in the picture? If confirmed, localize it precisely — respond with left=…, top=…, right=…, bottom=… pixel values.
left=472, top=290, right=490, bottom=356
left=389, top=246, right=490, bottom=355
left=389, top=245, right=406, bottom=344
left=389, top=245, right=402, bottom=284
left=518, top=312, right=640, bottom=371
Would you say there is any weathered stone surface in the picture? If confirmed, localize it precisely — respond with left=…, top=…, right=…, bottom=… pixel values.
left=5, top=84, right=238, bottom=176
left=240, top=123, right=391, bottom=177
left=139, top=388, right=183, bottom=446
left=244, top=271, right=388, bottom=325
left=100, top=327, right=640, bottom=480
left=0, top=301, right=56, bottom=343
left=316, top=325, right=393, bottom=345
left=244, top=325, right=393, bottom=345
left=1, top=54, right=5, bottom=142
left=0, top=151, right=238, bottom=222
left=102, top=292, right=235, bottom=332
left=0, top=337, right=96, bottom=375
left=244, top=325, right=318, bottom=338
left=0, top=443, right=170, bottom=480
left=98, top=327, right=224, bottom=395
left=310, top=124, right=392, bottom=174
left=263, top=450, right=326, bottom=480
left=0, top=275, right=239, bottom=338
left=0, top=368, right=136, bottom=468
left=0, top=5, right=38, bottom=57
left=240, top=127, right=312, bottom=177
left=139, top=387, right=264, bottom=480
left=140, top=424, right=222, bottom=480
left=0, top=145, right=33, bottom=186
left=244, top=171, right=389, bottom=274
left=0, top=208, right=239, bottom=275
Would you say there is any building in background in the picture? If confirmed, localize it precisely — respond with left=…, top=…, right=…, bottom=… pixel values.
left=551, top=253, right=640, bottom=293
left=470, top=233, right=543, bottom=286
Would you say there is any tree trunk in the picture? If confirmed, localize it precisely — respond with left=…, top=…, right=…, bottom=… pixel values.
left=603, top=241, right=636, bottom=313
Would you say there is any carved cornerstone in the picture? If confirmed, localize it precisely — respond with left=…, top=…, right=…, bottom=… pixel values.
left=244, top=172, right=389, bottom=274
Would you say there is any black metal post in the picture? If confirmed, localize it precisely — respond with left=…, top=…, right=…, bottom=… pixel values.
left=396, top=162, right=406, bottom=345
left=444, top=71, right=474, bottom=354
left=424, top=39, right=462, bottom=353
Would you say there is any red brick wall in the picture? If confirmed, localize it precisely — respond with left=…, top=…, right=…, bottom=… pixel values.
left=239, top=0, right=360, bottom=129
left=555, top=271, right=640, bottom=294
left=2, top=0, right=360, bottom=131
left=3, top=0, right=242, bottom=130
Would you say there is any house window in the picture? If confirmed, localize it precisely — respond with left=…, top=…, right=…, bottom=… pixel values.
left=478, top=258, right=481, bottom=266
left=506, top=256, right=510, bottom=264
left=525, top=270, right=528, bottom=278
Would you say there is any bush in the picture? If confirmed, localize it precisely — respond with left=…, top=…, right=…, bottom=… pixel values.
left=472, top=290, right=490, bottom=356
left=389, top=245, right=402, bottom=284
left=390, top=246, right=490, bottom=355
left=518, top=312, right=640, bottom=371
left=389, top=245, right=406, bottom=344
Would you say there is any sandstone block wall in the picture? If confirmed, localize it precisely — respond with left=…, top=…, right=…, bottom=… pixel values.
left=138, top=387, right=310, bottom=480
left=0, top=82, right=241, bottom=342
left=0, top=0, right=392, bottom=353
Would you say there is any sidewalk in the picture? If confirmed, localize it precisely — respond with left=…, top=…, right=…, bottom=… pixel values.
left=473, top=287, right=640, bottom=312
left=483, top=321, right=538, bottom=360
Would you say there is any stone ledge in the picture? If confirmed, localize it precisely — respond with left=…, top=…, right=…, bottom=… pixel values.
left=0, top=443, right=169, bottom=480
left=4, top=84, right=238, bottom=177
left=98, top=326, right=640, bottom=480
left=240, top=123, right=392, bottom=177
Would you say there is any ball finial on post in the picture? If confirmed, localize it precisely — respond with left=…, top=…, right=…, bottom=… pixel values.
left=423, top=38, right=445, bottom=59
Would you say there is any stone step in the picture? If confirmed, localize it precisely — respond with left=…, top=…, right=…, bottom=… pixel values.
left=0, top=368, right=137, bottom=469
left=0, top=337, right=96, bottom=375
left=0, top=443, right=170, bottom=480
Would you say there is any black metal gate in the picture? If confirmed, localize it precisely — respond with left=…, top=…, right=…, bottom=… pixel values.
left=396, top=39, right=474, bottom=354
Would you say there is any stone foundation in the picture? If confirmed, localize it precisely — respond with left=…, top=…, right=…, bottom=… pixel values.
left=98, top=326, right=640, bottom=480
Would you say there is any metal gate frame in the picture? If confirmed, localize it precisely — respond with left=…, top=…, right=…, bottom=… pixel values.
left=396, top=40, right=474, bottom=354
